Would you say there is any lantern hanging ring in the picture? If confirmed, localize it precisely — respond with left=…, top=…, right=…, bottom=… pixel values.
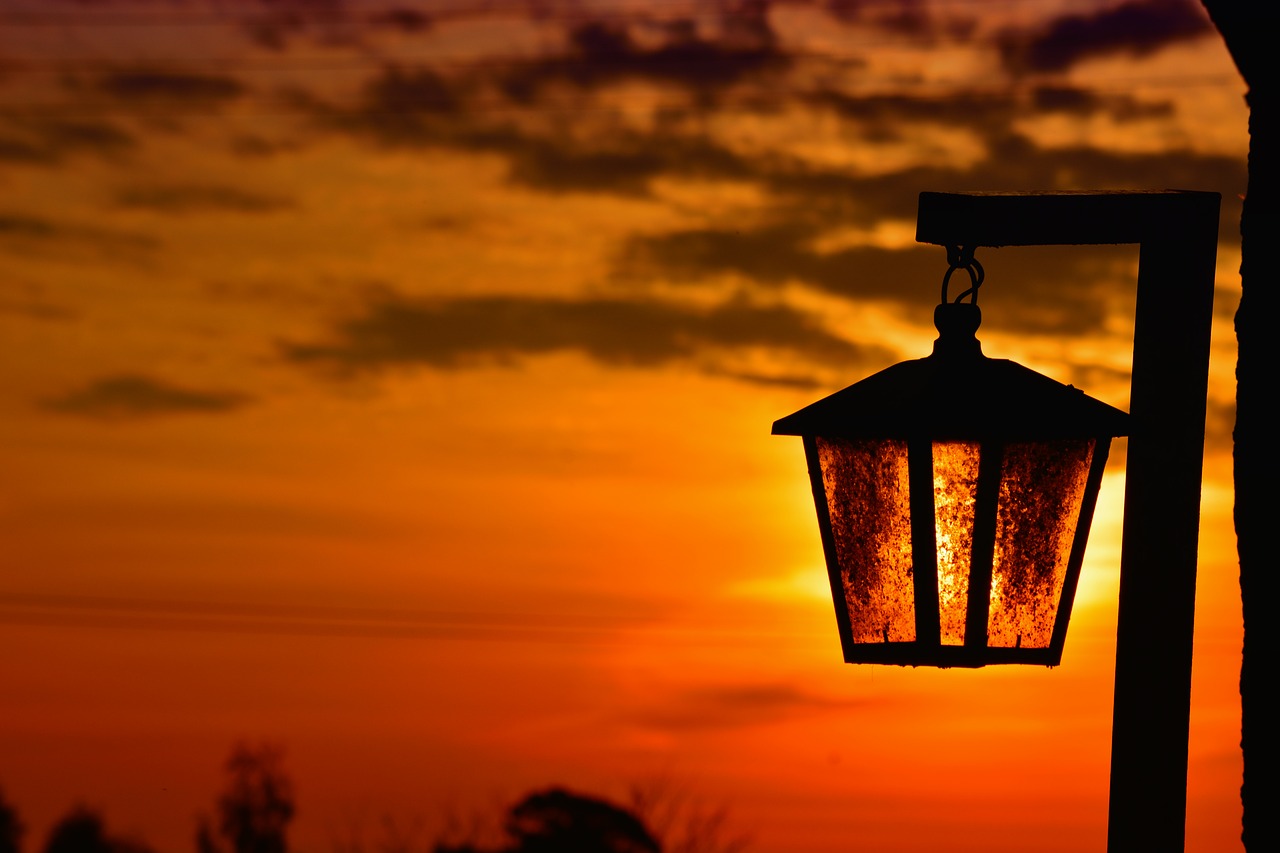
left=942, top=244, right=984, bottom=304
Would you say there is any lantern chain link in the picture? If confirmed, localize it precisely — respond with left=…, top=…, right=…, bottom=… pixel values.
left=941, top=245, right=984, bottom=305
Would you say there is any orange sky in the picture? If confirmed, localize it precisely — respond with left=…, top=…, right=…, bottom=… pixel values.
left=0, top=1, right=1248, bottom=851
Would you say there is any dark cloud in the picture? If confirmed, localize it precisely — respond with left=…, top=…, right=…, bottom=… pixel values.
left=320, top=59, right=1240, bottom=222
left=42, top=375, right=252, bottom=420
left=629, top=682, right=873, bottom=732
left=238, top=0, right=354, bottom=51
left=0, top=593, right=659, bottom=641
left=999, top=0, right=1214, bottom=74
left=368, top=7, right=433, bottom=33
left=815, top=91, right=1015, bottom=142
left=228, top=134, right=305, bottom=159
left=817, top=87, right=1171, bottom=142
left=0, top=118, right=135, bottom=165
left=619, top=223, right=931, bottom=296
left=498, top=15, right=787, bottom=104
left=1029, top=84, right=1172, bottom=120
left=280, top=292, right=882, bottom=379
left=618, top=223, right=1145, bottom=337
left=494, top=129, right=751, bottom=196
left=822, top=0, right=975, bottom=39
left=353, top=65, right=464, bottom=127
left=707, top=368, right=826, bottom=390
left=0, top=296, right=77, bottom=321
left=297, top=4, right=1241, bottom=295
left=114, top=184, right=292, bottom=213
left=0, top=136, right=45, bottom=163
left=311, top=7, right=791, bottom=150
left=317, top=60, right=1244, bottom=304
left=751, top=132, right=1244, bottom=243
left=39, top=117, right=134, bottom=152
left=96, top=69, right=246, bottom=103
left=317, top=69, right=756, bottom=193
left=0, top=214, right=60, bottom=238
left=243, top=10, right=308, bottom=52
left=0, top=212, right=156, bottom=257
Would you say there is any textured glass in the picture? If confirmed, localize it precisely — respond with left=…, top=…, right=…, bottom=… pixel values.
left=816, top=437, right=916, bottom=643
left=932, top=442, right=981, bottom=645
left=988, top=439, right=1095, bottom=648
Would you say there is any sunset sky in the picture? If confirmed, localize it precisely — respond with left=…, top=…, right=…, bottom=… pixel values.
left=0, top=1, right=1248, bottom=851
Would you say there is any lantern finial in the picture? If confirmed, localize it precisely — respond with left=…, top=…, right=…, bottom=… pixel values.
left=932, top=302, right=982, bottom=359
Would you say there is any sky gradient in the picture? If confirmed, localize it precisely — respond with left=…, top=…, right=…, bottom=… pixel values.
left=0, top=1, right=1248, bottom=851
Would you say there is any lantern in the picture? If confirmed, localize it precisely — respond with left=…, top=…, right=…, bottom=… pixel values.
left=773, top=256, right=1128, bottom=667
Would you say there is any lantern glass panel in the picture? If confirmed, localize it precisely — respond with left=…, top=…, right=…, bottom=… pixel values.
left=989, top=438, right=1097, bottom=648
left=815, top=436, right=916, bottom=643
left=932, top=441, right=981, bottom=646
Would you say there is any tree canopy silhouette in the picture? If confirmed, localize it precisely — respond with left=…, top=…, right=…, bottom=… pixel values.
left=197, top=743, right=295, bottom=853
left=436, top=788, right=661, bottom=853
left=42, top=807, right=152, bottom=853
left=0, top=788, right=21, bottom=853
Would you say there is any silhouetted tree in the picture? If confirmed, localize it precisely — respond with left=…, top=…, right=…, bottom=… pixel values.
left=196, top=820, right=219, bottom=853
left=0, top=788, right=21, bottom=853
left=627, top=781, right=748, bottom=853
left=1197, top=5, right=1274, bottom=852
left=197, top=743, right=296, bottom=853
left=329, top=814, right=433, bottom=853
left=434, top=788, right=661, bottom=853
left=44, top=809, right=110, bottom=853
left=42, top=807, right=151, bottom=853
left=505, top=789, right=659, bottom=853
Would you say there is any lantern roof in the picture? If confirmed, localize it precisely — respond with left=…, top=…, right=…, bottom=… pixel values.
left=772, top=304, right=1129, bottom=441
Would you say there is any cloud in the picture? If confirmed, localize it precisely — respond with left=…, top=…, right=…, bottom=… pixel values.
left=753, top=133, right=1244, bottom=242
left=616, top=222, right=1144, bottom=336
left=316, top=59, right=759, bottom=193
left=1029, top=84, right=1173, bottom=119
left=114, top=184, right=293, bottom=213
left=0, top=214, right=60, bottom=239
left=95, top=69, right=246, bottom=104
left=239, top=0, right=358, bottom=51
left=316, top=65, right=762, bottom=196
left=629, top=681, right=874, bottom=732
left=293, top=0, right=1237, bottom=222
left=820, top=0, right=978, bottom=39
left=0, top=118, right=135, bottom=165
left=318, top=57, right=1241, bottom=228
left=0, top=212, right=156, bottom=257
left=998, top=0, right=1214, bottom=74
left=493, top=128, right=757, bottom=196
left=368, top=7, right=433, bottom=33
left=816, top=86, right=1171, bottom=141
left=338, top=65, right=464, bottom=137
left=706, top=368, right=827, bottom=390
left=0, top=301, right=76, bottom=321
left=620, top=223, right=934, bottom=299
left=280, top=292, right=883, bottom=379
left=0, top=592, right=661, bottom=641
left=42, top=375, right=252, bottom=419
left=497, top=15, right=788, bottom=104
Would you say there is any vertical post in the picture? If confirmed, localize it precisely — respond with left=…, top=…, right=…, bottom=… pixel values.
left=1108, top=202, right=1219, bottom=852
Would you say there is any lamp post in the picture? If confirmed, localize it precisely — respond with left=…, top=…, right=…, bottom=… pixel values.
left=774, top=191, right=1219, bottom=852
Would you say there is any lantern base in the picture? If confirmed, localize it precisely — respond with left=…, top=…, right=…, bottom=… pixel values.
left=842, top=642, right=1062, bottom=669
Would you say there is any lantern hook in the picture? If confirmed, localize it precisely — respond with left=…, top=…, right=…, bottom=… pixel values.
left=941, top=245, right=984, bottom=305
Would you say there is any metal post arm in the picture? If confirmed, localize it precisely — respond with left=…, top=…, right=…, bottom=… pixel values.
left=916, top=190, right=1221, bottom=853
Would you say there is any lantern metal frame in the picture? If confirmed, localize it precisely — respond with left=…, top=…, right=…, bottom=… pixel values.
left=773, top=297, right=1130, bottom=668
left=778, top=191, right=1220, bottom=853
